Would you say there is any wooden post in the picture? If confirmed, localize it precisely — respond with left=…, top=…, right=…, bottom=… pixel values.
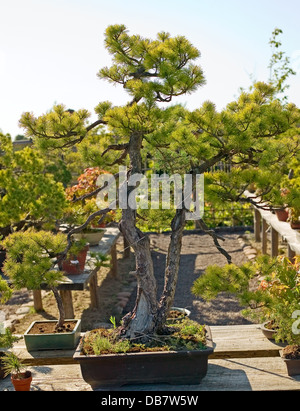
left=271, top=227, right=279, bottom=258
left=288, top=245, right=296, bottom=262
left=89, top=272, right=99, bottom=309
left=59, top=290, right=74, bottom=319
left=262, top=219, right=268, bottom=255
left=33, top=290, right=43, bottom=312
left=254, top=209, right=261, bottom=242
left=110, top=244, right=118, bottom=277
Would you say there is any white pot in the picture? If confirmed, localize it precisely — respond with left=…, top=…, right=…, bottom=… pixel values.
left=72, top=229, right=105, bottom=246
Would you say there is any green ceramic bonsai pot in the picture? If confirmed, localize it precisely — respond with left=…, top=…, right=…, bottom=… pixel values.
left=24, top=319, right=81, bottom=351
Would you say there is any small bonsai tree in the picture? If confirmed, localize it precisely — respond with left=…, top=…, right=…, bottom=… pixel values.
left=0, top=278, right=15, bottom=351
left=1, top=229, right=109, bottom=328
left=0, top=329, right=19, bottom=353
left=1, top=230, right=68, bottom=329
left=19, top=25, right=300, bottom=342
left=192, top=255, right=300, bottom=346
left=1, top=351, right=28, bottom=379
left=1, top=351, right=32, bottom=391
left=0, top=277, right=12, bottom=305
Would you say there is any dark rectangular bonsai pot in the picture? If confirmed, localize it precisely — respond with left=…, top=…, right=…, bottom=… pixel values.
left=24, top=319, right=81, bottom=351
left=73, top=325, right=214, bottom=389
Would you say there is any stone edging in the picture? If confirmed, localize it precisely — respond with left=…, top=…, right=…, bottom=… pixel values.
left=237, top=234, right=258, bottom=261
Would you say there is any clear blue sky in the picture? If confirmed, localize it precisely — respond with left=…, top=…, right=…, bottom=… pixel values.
left=1, top=0, right=299, bottom=138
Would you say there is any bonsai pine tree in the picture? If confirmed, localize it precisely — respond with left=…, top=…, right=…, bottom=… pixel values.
left=0, top=133, right=67, bottom=239
left=192, top=255, right=300, bottom=345
left=19, top=24, right=300, bottom=341
left=0, top=277, right=12, bottom=304
left=2, top=230, right=68, bottom=329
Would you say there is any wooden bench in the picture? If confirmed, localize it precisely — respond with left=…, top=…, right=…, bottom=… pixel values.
left=9, top=324, right=285, bottom=366
left=33, top=227, right=121, bottom=319
left=2, top=324, right=300, bottom=391
left=244, top=190, right=300, bottom=259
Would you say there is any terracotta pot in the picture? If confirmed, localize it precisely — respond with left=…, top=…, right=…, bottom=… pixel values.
left=92, top=223, right=106, bottom=228
left=60, top=245, right=89, bottom=275
left=275, top=209, right=289, bottom=222
left=73, top=326, right=214, bottom=389
left=11, top=371, right=32, bottom=391
left=60, top=260, right=81, bottom=274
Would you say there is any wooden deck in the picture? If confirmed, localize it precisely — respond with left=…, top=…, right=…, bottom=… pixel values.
left=1, top=324, right=300, bottom=391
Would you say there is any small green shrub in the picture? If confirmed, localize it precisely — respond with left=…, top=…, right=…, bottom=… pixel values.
left=0, top=329, right=19, bottom=349
left=91, top=335, right=131, bottom=355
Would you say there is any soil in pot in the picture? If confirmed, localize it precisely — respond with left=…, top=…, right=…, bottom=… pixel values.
left=167, top=307, right=191, bottom=323
left=80, top=318, right=208, bottom=356
left=168, top=310, right=186, bottom=320
left=282, top=345, right=300, bottom=360
left=27, top=320, right=77, bottom=335
left=24, top=319, right=81, bottom=351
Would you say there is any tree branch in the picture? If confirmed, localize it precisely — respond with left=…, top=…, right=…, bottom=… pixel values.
left=101, top=143, right=129, bottom=156
left=71, top=172, right=120, bottom=203
left=198, top=219, right=232, bottom=264
left=55, top=207, right=111, bottom=266
left=86, top=119, right=107, bottom=132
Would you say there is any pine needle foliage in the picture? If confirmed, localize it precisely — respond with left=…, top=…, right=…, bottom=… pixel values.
left=192, top=255, right=300, bottom=345
left=15, top=24, right=300, bottom=337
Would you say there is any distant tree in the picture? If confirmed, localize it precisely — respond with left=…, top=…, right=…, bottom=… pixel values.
left=0, top=133, right=67, bottom=238
left=268, top=27, right=296, bottom=100
left=14, top=134, right=28, bottom=141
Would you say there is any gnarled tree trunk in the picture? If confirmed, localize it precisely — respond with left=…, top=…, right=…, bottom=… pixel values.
left=119, top=132, right=188, bottom=340
left=119, top=132, right=158, bottom=340
left=156, top=208, right=186, bottom=331
left=119, top=218, right=158, bottom=340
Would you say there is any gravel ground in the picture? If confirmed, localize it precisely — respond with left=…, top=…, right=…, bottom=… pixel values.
left=124, top=229, right=255, bottom=326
